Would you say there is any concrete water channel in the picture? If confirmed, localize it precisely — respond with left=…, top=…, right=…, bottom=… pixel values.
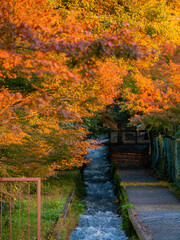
left=70, top=145, right=128, bottom=240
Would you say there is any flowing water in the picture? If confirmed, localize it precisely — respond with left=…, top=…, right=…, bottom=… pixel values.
left=70, top=145, right=129, bottom=240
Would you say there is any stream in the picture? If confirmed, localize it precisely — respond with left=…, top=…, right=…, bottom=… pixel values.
left=70, top=144, right=129, bottom=240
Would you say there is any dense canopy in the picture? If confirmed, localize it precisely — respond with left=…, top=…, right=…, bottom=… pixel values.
left=0, top=0, right=179, bottom=177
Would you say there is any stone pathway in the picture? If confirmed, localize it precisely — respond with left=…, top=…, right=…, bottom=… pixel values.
left=112, top=146, right=180, bottom=240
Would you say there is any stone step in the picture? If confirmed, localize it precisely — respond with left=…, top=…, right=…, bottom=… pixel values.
left=112, top=151, right=149, bottom=169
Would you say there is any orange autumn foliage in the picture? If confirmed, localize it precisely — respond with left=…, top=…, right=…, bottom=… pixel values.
left=0, top=0, right=134, bottom=177
left=121, top=45, right=180, bottom=133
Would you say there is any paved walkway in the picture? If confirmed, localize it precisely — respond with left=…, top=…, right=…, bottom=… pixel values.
left=118, top=168, right=180, bottom=240
left=111, top=144, right=180, bottom=240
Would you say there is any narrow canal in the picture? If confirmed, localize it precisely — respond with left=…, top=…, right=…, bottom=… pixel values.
left=70, top=145, right=128, bottom=240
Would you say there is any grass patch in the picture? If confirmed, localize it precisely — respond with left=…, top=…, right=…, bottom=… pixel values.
left=1, top=168, right=83, bottom=240
left=54, top=197, right=86, bottom=240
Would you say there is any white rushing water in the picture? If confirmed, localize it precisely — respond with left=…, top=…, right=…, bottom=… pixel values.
left=70, top=145, right=129, bottom=240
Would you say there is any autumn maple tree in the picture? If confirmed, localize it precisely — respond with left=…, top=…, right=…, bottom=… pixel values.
left=105, top=0, right=180, bottom=136
left=121, top=44, right=180, bottom=134
left=0, top=0, right=141, bottom=177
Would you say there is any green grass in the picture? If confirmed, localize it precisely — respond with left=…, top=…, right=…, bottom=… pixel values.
left=54, top=197, right=86, bottom=240
left=1, top=169, right=82, bottom=240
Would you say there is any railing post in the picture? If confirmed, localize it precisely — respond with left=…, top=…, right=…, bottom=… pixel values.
left=37, top=178, right=41, bottom=240
left=1, top=183, right=2, bottom=239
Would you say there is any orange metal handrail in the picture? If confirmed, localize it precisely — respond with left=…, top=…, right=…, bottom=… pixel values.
left=0, top=178, right=41, bottom=240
